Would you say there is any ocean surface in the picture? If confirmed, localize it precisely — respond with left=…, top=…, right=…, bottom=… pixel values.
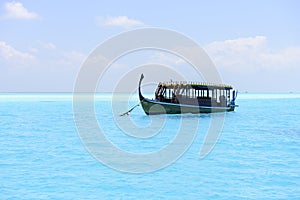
left=1, top=93, right=299, bottom=199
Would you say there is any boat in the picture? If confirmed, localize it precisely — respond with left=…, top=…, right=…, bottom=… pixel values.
left=138, top=74, right=238, bottom=115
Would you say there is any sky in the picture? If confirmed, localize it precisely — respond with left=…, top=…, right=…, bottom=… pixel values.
left=0, top=0, right=299, bottom=92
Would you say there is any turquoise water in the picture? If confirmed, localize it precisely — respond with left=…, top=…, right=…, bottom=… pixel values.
left=1, top=93, right=299, bottom=199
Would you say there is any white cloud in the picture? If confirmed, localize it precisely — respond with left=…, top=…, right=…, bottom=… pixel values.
left=59, top=50, right=86, bottom=68
left=97, top=16, right=144, bottom=29
left=260, top=46, right=300, bottom=68
left=0, top=39, right=88, bottom=92
left=44, top=42, right=56, bottom=50
left=203, top=36, right=300, bottom=92
left=0, top=41, right=86, bottom=69
left=204, top=36, right=300, bottom=72
left=0, top=41, right=36, bottom=66
left=3, top=1, right=39, bottom=19
left=36, top=41, right=86, bottom=68
left=206, top=36, right=267, bottom=54
left=35, top=41, right=57, bottom=51
left=151, top=52, right=185, bottom=66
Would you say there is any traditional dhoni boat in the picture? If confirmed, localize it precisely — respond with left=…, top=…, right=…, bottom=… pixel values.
left=138, top=74, right=237, bottom=115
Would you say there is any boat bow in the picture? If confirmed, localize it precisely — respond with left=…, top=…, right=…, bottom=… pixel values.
left=138, top=73, right=145, bottom=101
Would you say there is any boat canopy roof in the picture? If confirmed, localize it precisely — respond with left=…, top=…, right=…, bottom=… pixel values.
left=158, top=82, right=233, bottom=90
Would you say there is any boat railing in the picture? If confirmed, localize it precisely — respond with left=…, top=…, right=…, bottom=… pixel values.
left=159, top=81, right=233, bottom=89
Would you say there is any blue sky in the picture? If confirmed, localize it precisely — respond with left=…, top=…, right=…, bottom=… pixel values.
left=0, top=0, right=299, bottom=92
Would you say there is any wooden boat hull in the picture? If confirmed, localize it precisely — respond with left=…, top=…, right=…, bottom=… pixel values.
left=140, top=97, right=235, bottom=115
left=138, top=74, right=235, bottom=115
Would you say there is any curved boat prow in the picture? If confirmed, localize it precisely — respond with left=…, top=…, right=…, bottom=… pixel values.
left=138, top=74, right=145, bottom=101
